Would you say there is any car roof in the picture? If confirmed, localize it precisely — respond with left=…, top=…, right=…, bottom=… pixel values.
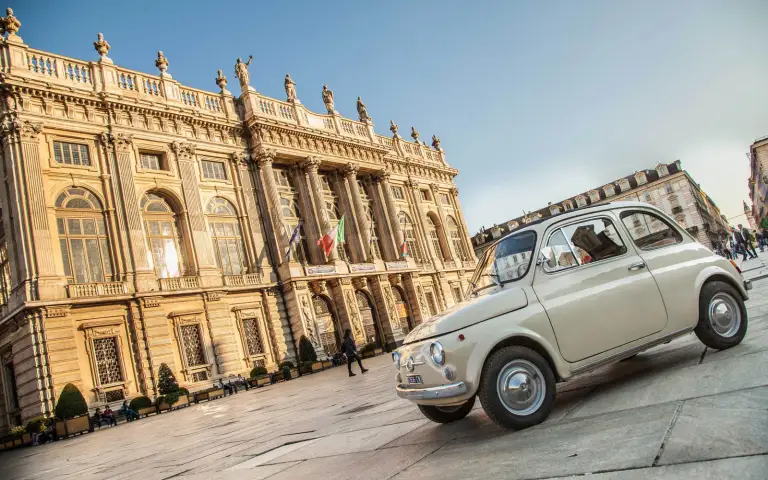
left=493, top=201, right=656, bottom=244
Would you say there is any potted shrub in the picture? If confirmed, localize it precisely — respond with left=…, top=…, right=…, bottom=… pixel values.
left=129, top=395, right=156, bottom=417
left=299, top=360, right=313, bottom=375
left=321, top=357, right=333, bottom=369
left=9, top=425, right=26, bottom=447
left=249, top=366, right=270, bottom=387
left=359, top=343, right=377, bottom=359
left=54, top=383, right=90, bottom=437
left=298, top=335, right=317, bottom=376
left=279, top=361, right=296, bottom=380
left=156, top=363, right=188, bottom=411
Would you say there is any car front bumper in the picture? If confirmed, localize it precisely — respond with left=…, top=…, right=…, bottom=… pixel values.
left=395, top=381, right=467, bottom=401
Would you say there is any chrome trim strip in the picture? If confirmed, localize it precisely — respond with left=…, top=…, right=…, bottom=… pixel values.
left=571, top=327, right=694, bottom=376
left=395, top=381, right=467, bottom=401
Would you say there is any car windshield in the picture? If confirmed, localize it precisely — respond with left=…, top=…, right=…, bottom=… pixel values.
left=469, top=230, right=537, bottom=296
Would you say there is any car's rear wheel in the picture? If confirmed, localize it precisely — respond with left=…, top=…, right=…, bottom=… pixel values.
left=694, top=281, right=747, bottom=350
left=417, top=396, right=475, bottom=423
left=478, top=346, right=556, bottom=429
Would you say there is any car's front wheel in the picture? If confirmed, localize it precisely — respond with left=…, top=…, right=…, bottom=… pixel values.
left=418, top=396, right=475, bottom=423
left=478, top=346, right=556, bottom=429
left=695, top=281, right=748, bottom=350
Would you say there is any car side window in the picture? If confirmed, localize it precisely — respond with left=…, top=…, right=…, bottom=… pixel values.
left=620, top=211, right=682, bottom=250
left=541, top=217, right=627, bottom=273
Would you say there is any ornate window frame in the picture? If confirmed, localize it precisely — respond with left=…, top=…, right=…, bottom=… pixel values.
left=46, top=135, right=99, bottom=173
left=79, top=318, right=130, bottom=403
left=169, top=310, right=212, bottom=383
left=198, top=154, right=232, bottom=185
left=134, top=142, right=174, bottom=176
left=232, top=302, right=274, bottom=369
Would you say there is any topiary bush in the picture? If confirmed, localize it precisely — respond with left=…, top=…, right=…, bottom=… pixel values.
left=178, top=387, right=189, bottom=396
left=26, top=417, right=45, bottom=435
left=298, top=335, right=318, bottom=363
left=278, top=360, right=294, bottom=369
left=250, top=366, right=268, bottom=378
left=282, top=365, right=291, bottom=380
left=54, top=383, right=88, bottom=420
left=157, top=363, right=180, bottom=395
left=129, top=396, right=153, bottom=410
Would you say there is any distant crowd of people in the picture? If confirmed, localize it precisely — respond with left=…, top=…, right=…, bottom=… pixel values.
left=714, top=224, right=765, bottom=261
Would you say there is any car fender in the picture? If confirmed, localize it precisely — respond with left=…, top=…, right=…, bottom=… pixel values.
left=462, top=301, right=570, bottom=394
left=695, top=264, right=749, bottom=300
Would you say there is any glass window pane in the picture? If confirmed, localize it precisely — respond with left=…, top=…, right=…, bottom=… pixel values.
left=161, top=221, right=172, bottom=236
left=70, top=239, right=88, bottom=283
left=62, top=143, right=71, bottom=164
left=60, top=239, right=72, bottom=278
left=214, top=223, right=226, bottom=237
left=217, top=239, right=231, bottom=274
left=67, top=219, right=82, bottom=235
left=163, top=239, right=180, bottom=277
left=227, top=239, right=242, bottom=274
left=561, top=218, right=626, bottom=263
left=148, top=221, right=161, bottom=236
left=71, top=144, right=81, bottom=165
left=57, top=218, right=66, bottom=235
left=54, top=142, right=63, bottom=164
left=80, top=145, right=91, bottom=166
left=620, top=211, right=682, bottom=250
left=82, top=218, right=96, bottom=235
left=97, top=218, right=106, bottom=235
left=224, top=222, right=235, bottom=237
left=85, top=239, right=104, bottom=282
left=100, top=239, right=113, bottom=277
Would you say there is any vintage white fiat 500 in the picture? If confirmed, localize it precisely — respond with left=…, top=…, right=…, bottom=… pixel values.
left=393, top=201, right=750, bottom=429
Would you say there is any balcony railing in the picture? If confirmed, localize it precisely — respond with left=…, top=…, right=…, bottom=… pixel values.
left=158, top=276, right=200, bottom=291
left=67, top=282, right=128, bottom=298
left=223, top=273, right=261, bottom=287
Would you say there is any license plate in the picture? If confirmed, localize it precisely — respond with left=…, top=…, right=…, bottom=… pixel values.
left=407, top=375, right=422, bottom=384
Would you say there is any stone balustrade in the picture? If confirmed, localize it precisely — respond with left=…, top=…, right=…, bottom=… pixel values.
left=222, top=273, right=261, bottom=287
left=158, top=276, right=201, bottom=291
left=67, top=282, right=128, bottom=298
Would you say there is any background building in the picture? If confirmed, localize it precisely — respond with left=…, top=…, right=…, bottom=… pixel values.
left=0, top=12, right=476, bottom=431
left=748, top=135, right=768, bottom=230
left=473, top=160, right=729, bottom=256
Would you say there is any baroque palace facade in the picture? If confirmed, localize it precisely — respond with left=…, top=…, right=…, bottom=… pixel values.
left=473, top=160, right=729, bottom=256
left=0, top=11, right=476, bottom=430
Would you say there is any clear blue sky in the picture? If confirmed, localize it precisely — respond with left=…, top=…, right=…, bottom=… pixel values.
left=17, top=0, right=768, bottom=231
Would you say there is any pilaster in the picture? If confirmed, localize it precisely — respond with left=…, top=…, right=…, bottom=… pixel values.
left=281, top=281, right=324, bottom=360
left=231, top=153, right=271, bottom=278
left=369, top=275, right=404, bottom=350
left=450, top=186, right=477, bottom=263
left=402, top=273, right=428, bottom=325
left=430, top=184, right=458, bottom=263
left=301, top=157, right=336, bottom=262
left=253, top=150, right=288, bottom=266
left=329, top=278, right=366, bottom=344
left=343, top=163, right=371, bottom=262
left=374, top=171, right=403, bottom=260
left=263, top=288, right=296, bottom=362
left=171, top=141, right=222, bottom=288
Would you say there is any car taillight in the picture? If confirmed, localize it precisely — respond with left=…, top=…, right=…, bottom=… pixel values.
left=730, top=259, right=742, bottom=274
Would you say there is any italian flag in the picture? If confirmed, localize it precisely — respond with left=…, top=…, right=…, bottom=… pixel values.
left=318, top=215, right=345, bottom=257
left=400, top=231, right=408, bottom=257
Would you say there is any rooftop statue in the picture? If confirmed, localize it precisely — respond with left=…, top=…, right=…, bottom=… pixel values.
left=235, top=56, right=253, bottom=91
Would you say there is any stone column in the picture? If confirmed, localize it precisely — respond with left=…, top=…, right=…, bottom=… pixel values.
left=254, top=150, right=289, bottom=265
left=329, top=278, right=366, bottom=344
left=450, top=186, right=477, bottom=263
left=103, top=133, right=157, bottom=292
left=405, top=179, right=438, bottom=266
left=96, top=136, right=127, bottom=282
left=376, top=171, right=404, bottom=259
left=171, top=141, right=222, bottom=288
left=302, top=157, right=337, bottom=262
left=343, top=163, right=372, bottom=262
left=402, top=273, right=427, bottom=325
left=228, top=153, right=259, bottom=274
left=282, top=281, right=325, bottom=360
left=430, top=184, right=458, bottom=263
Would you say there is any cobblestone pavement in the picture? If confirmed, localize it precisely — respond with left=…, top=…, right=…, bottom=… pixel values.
left=2, top=282, right=768, bottom=479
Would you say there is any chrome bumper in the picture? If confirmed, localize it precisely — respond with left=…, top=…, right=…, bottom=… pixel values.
left=395, top=381, right=467, bottom=401
left=744, top=279, right=752, bottom=291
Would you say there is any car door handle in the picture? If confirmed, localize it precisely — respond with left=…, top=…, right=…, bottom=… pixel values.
left=628, top=261, right=646, bottom=271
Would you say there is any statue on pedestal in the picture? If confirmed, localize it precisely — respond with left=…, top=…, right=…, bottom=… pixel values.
left=234, top=56, right=253, bottom=91
left=285, top=74, right=297, bottom=102
left=0, top=8, right=20, bottom=37
left=93, top=32, right=111, bottom=60
left=357, top=96, right=371, bottom=122
left=431, top=135, right=441, bottom=150
left=322, top=85, right=335, bottom=113
left=390, top=120, right=399, bottom=136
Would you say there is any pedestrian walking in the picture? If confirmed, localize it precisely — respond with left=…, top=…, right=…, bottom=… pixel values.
left=340, top=328, right=368, bottom=377
left=738, top=224, right=758, bottom=259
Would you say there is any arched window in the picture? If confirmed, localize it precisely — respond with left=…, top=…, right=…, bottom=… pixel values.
left=446, top=216, right=469, bottom=261
left=425, top=214, right=449, bottom=260
left=280, top=197, right=309, bottom=263
left=206, top=197, right=248, bottom=276
left=397, top=212, right=423, bottom=263
left=55, top=188, right=113, bottom=284
left=141, top=192, right=184, bottom=278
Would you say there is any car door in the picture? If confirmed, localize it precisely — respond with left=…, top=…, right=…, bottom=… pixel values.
left=533, top=213, right=668, bottom=363
left=617, top=208, right=703, bottom=332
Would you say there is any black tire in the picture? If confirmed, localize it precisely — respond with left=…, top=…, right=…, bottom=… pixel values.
left=620, top=354, right=638, bottom=362
left=418, top=396, right=475, bottom=424
left=695, top=281, right=748, bottom=350
left=478, top=346, right=556, bottom=430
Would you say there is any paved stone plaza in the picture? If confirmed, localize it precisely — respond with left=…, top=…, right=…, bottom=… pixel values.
left=2, top=274, right=768, bottom=479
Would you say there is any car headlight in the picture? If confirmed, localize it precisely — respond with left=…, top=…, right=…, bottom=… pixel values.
left=430, top=342, right=445, bottom=366
left=392, top=351, right=401, bottom=369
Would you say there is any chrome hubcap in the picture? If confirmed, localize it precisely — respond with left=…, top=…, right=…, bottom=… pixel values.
left=496, top=359, right=545, bottom=416
left=708, top=292, right=741, bottom=338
